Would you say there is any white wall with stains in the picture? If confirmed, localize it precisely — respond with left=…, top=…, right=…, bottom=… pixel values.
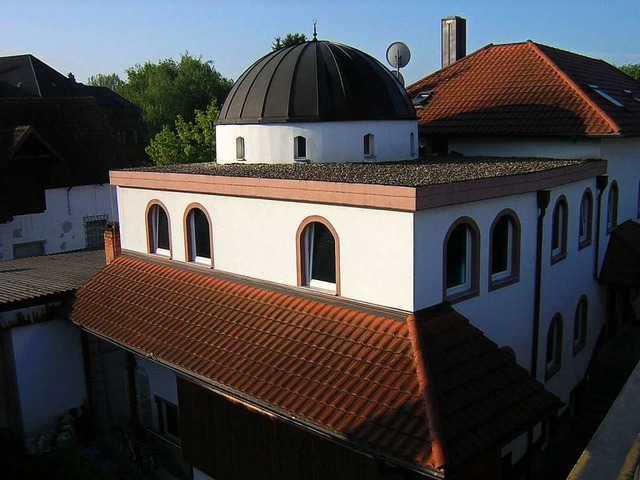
left=0, top=184, right=117, bottom=261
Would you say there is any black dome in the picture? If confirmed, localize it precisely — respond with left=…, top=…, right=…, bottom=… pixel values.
left=217, top=40, right=416, bottom=125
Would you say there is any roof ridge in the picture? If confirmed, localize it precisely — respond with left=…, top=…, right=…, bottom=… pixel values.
left=25, top=54, right=42, bottom=98
left=406, top=313, right=447, bottom=472
left=528, top=41, right=622, bottom=134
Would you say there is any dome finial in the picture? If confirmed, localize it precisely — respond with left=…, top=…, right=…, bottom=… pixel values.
left=312, top=20, right=318, bottom=41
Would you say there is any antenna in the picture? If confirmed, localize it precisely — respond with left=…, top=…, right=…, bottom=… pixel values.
left=386, top=42, right=411, bottom=86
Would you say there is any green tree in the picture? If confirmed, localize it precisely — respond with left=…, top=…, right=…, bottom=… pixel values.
left=86, top=73, right=123, bottom=90
left=272, top=33, right=308, bottom=51
left=116, top=53, right=232, bottom=136
left=146, top=100, right=218, bottom=166
left=618, top=63, right=640, bottom=81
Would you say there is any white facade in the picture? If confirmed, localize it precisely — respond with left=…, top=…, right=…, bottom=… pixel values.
left=0, top=184, right=117, bottom=261
left=11, top=318, right=87, bottom=436
left=115, top=159, right=611, bottom=407
left=216, top=120, right=418, bottom=164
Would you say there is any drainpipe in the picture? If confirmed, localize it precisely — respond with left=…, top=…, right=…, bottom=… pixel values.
left=531, top=189, right=550, bottom=380
left=527, top=189, right=550, bottom=476
left=66, top=186, right=73, bottom=215
left=594, top=175, right=608, bottom=278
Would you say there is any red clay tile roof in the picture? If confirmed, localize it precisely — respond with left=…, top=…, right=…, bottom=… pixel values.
left=71, top=254, right=560, bottom=474
left=407, top=41, right=640, bottom=137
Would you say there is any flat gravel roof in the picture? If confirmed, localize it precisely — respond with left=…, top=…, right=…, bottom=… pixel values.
left=125, top=157, right=593, bottom=187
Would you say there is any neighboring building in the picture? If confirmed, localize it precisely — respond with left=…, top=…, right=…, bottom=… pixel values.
left=67, top=39, right=589, bottom=480
left=0, top=54, right=148, bottom=166
left=0, top=250, right=105, bottom=443
left=406, top=34, right=640, bottom=409
left=0, top=54, right=146, bottom=260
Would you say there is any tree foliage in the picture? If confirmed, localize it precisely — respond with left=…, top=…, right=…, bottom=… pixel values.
left=617, top=63, right=640, bottom=81
left=146, top=100, right=218, bottom=166
left=272, top=33, right=308, bottom=51
left=116, top=53, right=233, bottom=136
left=86, top=73, right=123, bottom=90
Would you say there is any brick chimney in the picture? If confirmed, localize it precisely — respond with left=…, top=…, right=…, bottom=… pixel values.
left=441, top=16, right=466, bottom=68
left=104, top=221, right=121, bottom=265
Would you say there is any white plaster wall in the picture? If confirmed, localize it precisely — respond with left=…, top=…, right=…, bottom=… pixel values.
left=216, top=120, right=418, bottom=164
left=0, top=184, right=117, bottom=261
left=539, top=179, right=607, bottom=404
left=414, top=193, right=538, bottom=367
left=11, top=319, right=87, bottom=436
left=448, top=136, right=602, bottom=160
left=135, top=355, right=179, bottom=434
left=117, top=187, right=415, bottom=311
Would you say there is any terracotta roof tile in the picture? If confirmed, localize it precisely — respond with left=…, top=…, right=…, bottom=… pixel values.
left=407, top=41, right=640, bottom=137
left=71, top=255, right=560, bottom=474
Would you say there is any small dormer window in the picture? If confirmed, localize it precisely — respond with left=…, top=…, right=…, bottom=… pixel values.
left=236, top=137, right=245, bottom=161
left=410, top=132, right=416, bottom=157
left=294, top=136, right=307, bottom=160
left=412, top=90, right=432, bottom=106
left=589, top=84, right=624, bottom=107
left=363, top=133, right=374, bottom=157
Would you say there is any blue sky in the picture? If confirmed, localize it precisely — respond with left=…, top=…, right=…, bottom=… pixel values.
left=1, top=0, right=639, bottom=86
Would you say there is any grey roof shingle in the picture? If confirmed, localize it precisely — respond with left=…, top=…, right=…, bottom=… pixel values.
left=0, top=249, right=105, bottom=311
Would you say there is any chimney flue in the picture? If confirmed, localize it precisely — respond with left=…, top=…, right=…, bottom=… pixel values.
left=441, top=16, right=466, bottom=68
left=104, top=222, right=121, bottom=265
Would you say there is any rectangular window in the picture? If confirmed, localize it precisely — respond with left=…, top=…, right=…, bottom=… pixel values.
left=13, top=241, right=44, bottom=259
left=155, top=396, right=180, bottom=444
left=84, top=215, right=108, bottom=249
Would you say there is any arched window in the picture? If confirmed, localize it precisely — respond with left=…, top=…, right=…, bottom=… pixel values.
left=579, top=189, right=593, bottom=249
left=489, top=210, right=520, bottom=288
left=297, top=217, right=339, bottom=293
left=236, top=137, right=245, bottom=160
left=148, top=202, right=171, bottom=256
left=294, top=136, right=307, bottom=160
left=363, top=133, right=374, bottom=157
left=444, top=218, right=479, bottom=300
left=186, top=206, right=212, bottom=266
left=573, top=296, right=588, bottom=355
left=551, top=197, right=568, bottom=263
left=607, top=181, right=619, bottom=233
left=410, top=132, right=416, bottom=157
left=546, top=314, right=563, bottom=379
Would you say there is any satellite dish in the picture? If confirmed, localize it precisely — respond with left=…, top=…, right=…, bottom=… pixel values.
left=386, top=42, right=411, bottom=69
left=391, top=70, right=405, bottom=86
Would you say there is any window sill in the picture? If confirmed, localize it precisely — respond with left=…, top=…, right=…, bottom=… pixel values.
left=363, top=154, right=376, bottom=160
left=488, top=275, right=519, bottom=292
left=550, top=252, right=566, bottom=265
left=572, top=342, right=585, bottom=357
left=545, top=363, right=560, bottom=381
left=294, top=157, right=310, bottom=163
left=445, top=287, right=479, bottom=304
left=236, top=158, right=246, bottom=162
left=578, top=239, right=592, bottom=251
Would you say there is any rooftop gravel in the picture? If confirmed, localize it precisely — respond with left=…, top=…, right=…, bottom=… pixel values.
left=125, top=157, right=594, bottom=187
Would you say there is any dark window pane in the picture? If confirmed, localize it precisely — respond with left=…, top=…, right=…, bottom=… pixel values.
left=192, top=209, right=210, bottom=258
left=296, top=137, right=306, bottom=158
left=165, top=402, right=180, bottom=439
left=447, top=224, right=467, bottom=288
left=311, top=223, right=335, bottom=283
left=492, top=217, right=509, bottom=274
left=157, top=207, right=170, bottom=250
